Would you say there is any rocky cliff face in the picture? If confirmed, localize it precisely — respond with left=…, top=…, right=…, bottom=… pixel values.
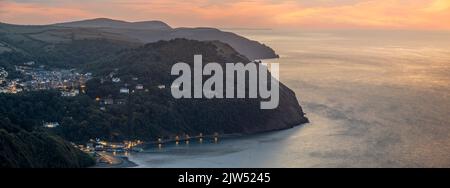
left=241, top=82, right=308, bottom=134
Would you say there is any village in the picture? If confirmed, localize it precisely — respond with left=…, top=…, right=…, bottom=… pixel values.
left=0, top=61, right=91, bottom=95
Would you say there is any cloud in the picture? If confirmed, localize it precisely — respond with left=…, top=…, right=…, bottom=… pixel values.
left=1, top=0, right=449, bottom=29
left=0, top=0, right=100, bottom=24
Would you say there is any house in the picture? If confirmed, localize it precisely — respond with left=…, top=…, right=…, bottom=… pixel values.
left=135, top=84, right=144, bottom=90
left=86, top=143, right=94, bottom=149
left=116, top=99, right=127, bottom=105
left=43, top=122, right=60, bottom=128
left=24, top=61, right=35, bottom=66
left=120, top=88, right=129, bottom=94
left=112, top=77, right=121, bottom=83
left=102, top=98, right=114, bottom=105
left=95, top=145, right=104, bottom=151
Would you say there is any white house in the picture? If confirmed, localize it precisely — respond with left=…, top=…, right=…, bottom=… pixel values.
left=135, top=84, right=144, bottom=90
left=112, top=77, right=121, bottom=83
left=120, top=88, right=129, bottom=94
left=43, top=122, right=60, bottom=128
left=24, top=61, right=35, bottom=66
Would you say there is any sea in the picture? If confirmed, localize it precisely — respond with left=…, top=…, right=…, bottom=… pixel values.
left=128, top=29, right=450, bottom=167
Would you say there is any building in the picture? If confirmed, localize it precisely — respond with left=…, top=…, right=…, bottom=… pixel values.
left=116, top=99, right=127, bottom=105
left=95, top=145, right=104, bottom=151
left=135, top=84, right=144, bottom=90
left=102, top=98, right=114, bottom=105
left=43, top=122, right=60, bottom=128
left=85, top=143, right=94, bottom=152
left=24, top=61, right=35, bottom=66
left=120, top=88, right=129, bottom=94
left=112, top=77, right=121, bottom=83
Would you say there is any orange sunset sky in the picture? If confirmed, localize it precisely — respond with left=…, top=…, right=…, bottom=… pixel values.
left=1, top=0, right=449, bottom=30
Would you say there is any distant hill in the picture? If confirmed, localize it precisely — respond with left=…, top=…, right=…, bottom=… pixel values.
left=54, top=18, right=172, bottom=30
left=51, top=18, right=278, bottom=60
left=0, top=22, right=139, bottom=70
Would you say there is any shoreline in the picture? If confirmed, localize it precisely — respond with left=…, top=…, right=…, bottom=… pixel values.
left=141, top=120, right=308, bottom=147
left=92, top=152, right=138, bottom=168
left=90, top=122, right=308, bottom=168
left=124, top=123, right=308, bottom=168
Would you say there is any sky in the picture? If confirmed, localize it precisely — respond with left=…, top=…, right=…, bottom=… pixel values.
left=0, top=0, right=449, bottom=30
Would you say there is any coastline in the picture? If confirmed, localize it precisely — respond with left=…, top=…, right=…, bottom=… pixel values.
left=92, top=152, right=138, bottom=168
left=89, top=128, right=300, bottom=168
left=120, top=123, right=308, bottom=168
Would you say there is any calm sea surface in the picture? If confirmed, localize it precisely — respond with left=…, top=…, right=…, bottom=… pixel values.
left=129, top=30, right=450, bottom=167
